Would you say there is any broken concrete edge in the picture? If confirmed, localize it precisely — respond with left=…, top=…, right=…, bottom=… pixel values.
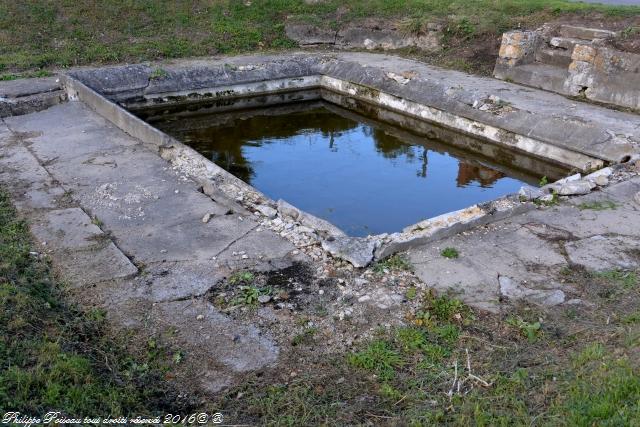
left=66, top=53, right=638, bottom=166
left=374, top=196, right=536, bottom=261
left=0, top=90, right=67, bottom=118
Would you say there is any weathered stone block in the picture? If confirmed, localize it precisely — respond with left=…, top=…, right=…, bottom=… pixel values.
left=497, top=30, right=540, bottom=67
left=571, top=44, right=596, bottom=63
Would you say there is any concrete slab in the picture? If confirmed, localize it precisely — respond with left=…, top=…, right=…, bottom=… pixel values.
left=565, top=235, right=640, bottom=271
left=31, top=208, right=104, bottom=250
left=149, top=298, right=279, bottom=393
left=407, top=223, right=568, bottom=312
left=0, top=77, right=61, bottom=98
left=0, top=133, right=66, bottom=211
left=51, top=241, right=138, bottom=287
left=407, top=177, right=640, bottom=310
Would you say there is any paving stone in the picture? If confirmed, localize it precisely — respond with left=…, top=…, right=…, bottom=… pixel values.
left=565, top=235, right=640, bottom=272
left=0, top=135, right=65, bottom=211
left=499, top=275, right=565, bottom=306
left=0, top=77, right=61, bottom=98
left=149, top=299, right=279, bottom=392
left=52, top=242, right=138, bottom=287
left=31, top=208, right=104, bottom=250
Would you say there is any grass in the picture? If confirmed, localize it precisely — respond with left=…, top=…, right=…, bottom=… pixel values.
left=371, top=253, right=412, bottom=273
left=578, top=200, right=618, bottom=211
left=440, top=247, right=459, bottom=259
left=0, top=188, right=185, bottom=416
left=1, top=1, right=639, bottom=76
left=593, top=269, right=638, bottom=289
left=213, top=280, right=640, bottom=425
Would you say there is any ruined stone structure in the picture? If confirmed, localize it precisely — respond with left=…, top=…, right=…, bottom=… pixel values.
left=494, top=24, right=640, bottom=111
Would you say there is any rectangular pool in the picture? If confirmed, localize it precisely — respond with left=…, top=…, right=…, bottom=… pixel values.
left=135, top=94, right=563, bottom=237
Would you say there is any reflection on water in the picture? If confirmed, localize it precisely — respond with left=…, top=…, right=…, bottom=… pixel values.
left=150, top=105, right=528, bottom=236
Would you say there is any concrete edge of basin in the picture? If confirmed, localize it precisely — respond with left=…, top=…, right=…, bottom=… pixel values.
left=60, top=63, right=616, bottom=267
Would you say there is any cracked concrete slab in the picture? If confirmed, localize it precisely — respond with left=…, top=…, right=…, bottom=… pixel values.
left=407, top=177, right=640, bottom=311
left=52, top=242, right=139, bottom=287
left=407, top=224, right=567, bottom=312
left=0, top=134, right=66, bottom=211
left=31, top=208, right=104, bottom=250
left=565, top=235, right=640, bottom=272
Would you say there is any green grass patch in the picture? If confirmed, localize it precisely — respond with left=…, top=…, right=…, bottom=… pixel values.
left=440, top=247, right=459, bottom=259
left=347, top=339, right=404, bottom=381
left=1, top=1, right=638, bottom=74
left=592, top=269, right=638, bottom=289
left=578, top=200, right=618, bottom=211
left=371, top=253, right=412, bottom=273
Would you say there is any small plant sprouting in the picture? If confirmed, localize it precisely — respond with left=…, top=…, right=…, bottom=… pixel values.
left=291, top=327, right=318, bottom=346
left=372, top=254, right=412, bottom=273
left=149, top=68, right=168, bottom=80
left=538, top=176, right=549, bottom=187
left=506, top=317, right=542, bottom=342
left=440, top=247, right=459, bottom=259
left=578, top=200, right=617, bottom=211
left=533, top=191, right=559, bottom=207
left=229, top=271, right=255, bottom=285
left=91, top=216, right=103, bottom=227
left=234, top=285, right=265, bottom=306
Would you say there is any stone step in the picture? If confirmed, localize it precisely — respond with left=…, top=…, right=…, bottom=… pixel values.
left=549, top=36, right=591, bottom=51
left=536, top=48, right=573, bottom=68
left=558, top=25, right=617, bottom=41
left=497, top=63, right=569, bottom=95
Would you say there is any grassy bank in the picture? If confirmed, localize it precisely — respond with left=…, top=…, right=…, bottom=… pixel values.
left=213, top=266, right=640, bottom=425
left=1, top=0, right=639, bottom=77
left=0, top=189, right=188, bottom=417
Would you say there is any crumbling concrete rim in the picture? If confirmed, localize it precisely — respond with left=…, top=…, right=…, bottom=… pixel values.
left=60, top=56, right=626, bottom=266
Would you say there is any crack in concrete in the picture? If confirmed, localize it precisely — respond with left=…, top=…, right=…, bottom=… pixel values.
left=213, top=223, right=260, bottom=259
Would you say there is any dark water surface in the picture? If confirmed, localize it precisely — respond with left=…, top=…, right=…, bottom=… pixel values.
left=143, top=102, right=536, bottom=236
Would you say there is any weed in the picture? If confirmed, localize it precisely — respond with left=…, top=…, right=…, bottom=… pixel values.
left=149, top=67, right=168, bottom=80
left=506, top=316, right=542, bottom=342
left=372, top=254, right=412, bottom=273
left=592, top=269, right=638, bottom=289
left=91, top=216, right=103, bottom=227
left=534, top=191, right=559, bottom=207
left=440, top=247, right=459, bottom=259
left=621, top=25, right=639, bottom=39
left=398, top=17, right=424, bottom=35
left=291, top=327, right=318, bottom=346
left=539, top=176, right=549, bottom=187
left=405, top=286, right=417, bottom=300
left=621, top=311, right=640, bottom=325
left=229, top=271, right=255, bottom=286
left=578, top=200, right=617, bottom=211
left=233, top=285, right=269, bottom=306
left=348, top=340, right=403, bottom=381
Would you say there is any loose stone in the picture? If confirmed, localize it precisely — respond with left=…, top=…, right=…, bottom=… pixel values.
left=258, top=295, right=271, bottom=304
left=202, top=213, right=212, bottom=223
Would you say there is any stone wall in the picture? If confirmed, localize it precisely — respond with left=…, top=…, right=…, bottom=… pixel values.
left=494, top=25, right=640, bottom=111
left=285, top=19, right=441, bottom=52
left=565, top=44, right=640, bottom=110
